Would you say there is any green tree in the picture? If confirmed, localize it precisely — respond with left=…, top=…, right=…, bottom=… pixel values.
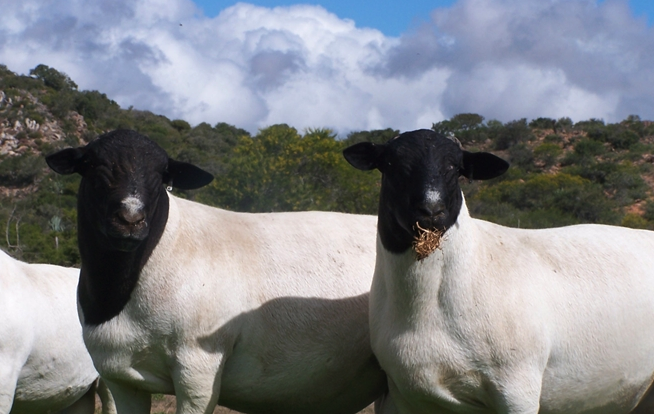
left=29, top=64, right=78, bottom=91
left=205, top=125, right=380, bottom=214
left=492, top=118, right=533, bottom=150
left=432, top=114, right=487, bottom=145
left=528, top=117, right=556, bottom=130
left=344, top=128, right=399, bottom=145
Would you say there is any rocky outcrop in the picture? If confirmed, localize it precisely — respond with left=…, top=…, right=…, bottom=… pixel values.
left=0, top=89, right=85, bottom=157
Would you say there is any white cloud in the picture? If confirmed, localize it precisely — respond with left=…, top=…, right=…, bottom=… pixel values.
left=0, top=0, right=653, bottom=134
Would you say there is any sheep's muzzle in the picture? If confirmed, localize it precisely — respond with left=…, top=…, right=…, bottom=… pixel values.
left=413, top=223, right=443, bottom=261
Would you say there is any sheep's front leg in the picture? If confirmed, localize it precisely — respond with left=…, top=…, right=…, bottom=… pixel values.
left=96, top=379, right=118, bottom=414
left=488, top=369, right=542, bottom=414
left=173, top=353, right=225, bottom=414
left=374, top=392, right=401, bottom=414
left=0, top=358, right=20, bottom=413
left=104, top=380, right=151, bottom=414
left=57, top=382, right=96, bottom=414
left=0, top=383, right=16, bottom=414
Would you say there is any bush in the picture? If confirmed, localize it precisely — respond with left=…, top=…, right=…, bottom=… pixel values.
left=544, top=134, right=563, bottom=143
left=574, top=118, right=605, bottom=132
left=529, top=117, right=556, bottom=130
left=475, top=173, right=616, bottom=224
left=623, top=115, right=645, bottom=137
left=345, top=128, right=400, bottom=145
left=492, top=118, right=533, bottom=150
left=508, top=143, right=534, bottom=171
left=605, top=167, right=648, bottom=205
left=608, top=129, right=639, bottom=150
left=574, top=139, right=605, bottom=157
left=533, top=143, right=562, bottom=167
left=171, top=119, right=191, bottom=133
left=555, top=117, right=573, bottom=133
left=621, top=213, right=648, bottom=229
left=0, top=152, right=45, bottom=187
left=29, top=64, right=78, bottom=91
left=643, top=200, right=654, bottom=222
left=561, top=139, right=605, bottom=166
left=74, top=90, right=120, bottom=124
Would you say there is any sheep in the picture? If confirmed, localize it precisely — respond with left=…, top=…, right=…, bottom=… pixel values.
left=0, top=248, right=116, bottom=414
left=343, top=128, right=654, bottom=414
left=45, top=129, right=387, bottom=414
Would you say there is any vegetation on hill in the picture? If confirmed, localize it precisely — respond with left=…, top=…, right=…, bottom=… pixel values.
left=1, top=64, right=654, bottom=266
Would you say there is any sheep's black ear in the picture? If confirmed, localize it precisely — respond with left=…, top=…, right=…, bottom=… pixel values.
left=343, top=142, right=386, bottom=171
left=45, top=147, right=87, bottom=175
left=460, top=151, right=509, bottom=180
left=166, top=159, right=214, bottom=190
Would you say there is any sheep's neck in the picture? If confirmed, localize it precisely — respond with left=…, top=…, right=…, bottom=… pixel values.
left=77, top=193, right=169, bottom=325
left=380, top=210, right=474, bottom=322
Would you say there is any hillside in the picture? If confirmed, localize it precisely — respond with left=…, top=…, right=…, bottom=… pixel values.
left=2, top=64, right=654, bottom=266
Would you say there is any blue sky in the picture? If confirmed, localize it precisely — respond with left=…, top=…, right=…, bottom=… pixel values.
left=3, top=0, right=654, bottom=134
left=193, top=0, right=457, bottom=36
left=194, top=0, right=653, bottom=36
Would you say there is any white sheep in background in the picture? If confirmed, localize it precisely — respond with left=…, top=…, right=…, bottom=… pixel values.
left=344, top=129, right=654, bottom=414
left=0, top=249, right=115, bottom=414
left=45, top=129, right=387, bottom=414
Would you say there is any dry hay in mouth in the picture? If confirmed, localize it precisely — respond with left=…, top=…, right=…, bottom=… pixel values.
left=413, top=222, right=444, bottom=261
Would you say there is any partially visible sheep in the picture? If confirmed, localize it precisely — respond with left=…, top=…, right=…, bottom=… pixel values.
left=45, top=129, right=386, bottom=414
left=0, top=249, right=115, bottom=414
left=344, top=129, right=654, bottom=414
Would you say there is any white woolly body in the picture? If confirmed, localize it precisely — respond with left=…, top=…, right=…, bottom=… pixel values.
left=372, top=200, right=654, bottom=414
left=84, top=193, right=382, bottom=414
left=0, top=249, right=101, bottom=414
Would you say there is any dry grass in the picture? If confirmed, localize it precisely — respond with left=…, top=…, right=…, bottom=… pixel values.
left=96, top=395, right=375, bottom=414
left=413, top=223, right=444, bottom=260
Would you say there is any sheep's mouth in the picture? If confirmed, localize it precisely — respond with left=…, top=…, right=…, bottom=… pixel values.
left=412, top=222, right=444, bottom=261
left=108, top=237, right=143, bottom=252
left=104, top=221, right=149, bottom=252
left=414, top=213, right=447, bottom=234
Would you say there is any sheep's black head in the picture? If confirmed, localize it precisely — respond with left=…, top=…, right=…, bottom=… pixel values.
left=46, top=129, right=214, bottom=252
left=343, top=129, right=508, bottom=254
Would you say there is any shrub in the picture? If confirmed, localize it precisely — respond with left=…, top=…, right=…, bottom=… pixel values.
left=574, top=118, right=605, bottom=131
left=561, top=139, right=605, bottom=166
left=345, top=128, right=400, bottom=145
left=74, top=90, right=120, bottom=124
left=544, top=134, right=563, bottom=143
left=492, top=118, right=533, bottom=150
left=508, top=143, right=534, bottom=171
left=605, top=167, right=648, bottom=205
left=29, top=64, right=78, bottom=91
left=533, top=143, right=562, bottom=167
left=607, top=129, right=639, bottom=150
left=475, top=173, right=616, bottom=224
left=644, top=200, right=654, bottom=222
left=529, top=117, right=556, bottom=130
left=623, top=115, right=645, bottom=137
left=0, top=152, right=45, bottom=187
left=171, top=119, right=191, bottom=133
left=621, top=213, right=648, bottom=229
left=555, top=117, right=573, bottom=133
left=574, top=139, right=605, bottom=157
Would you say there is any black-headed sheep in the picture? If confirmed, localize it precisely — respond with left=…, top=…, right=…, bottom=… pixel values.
left=344, top=129, right=654, bottom=414
left=46, top=129, right=386, bottom=414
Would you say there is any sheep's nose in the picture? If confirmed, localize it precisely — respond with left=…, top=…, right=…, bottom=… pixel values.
left=417, top=189, right=446, bottom=218
left=416, top=200, right=445, bottom=219
left=117, top=197, right=145, bottom=224
left=117, top=208, right=145, bottom=224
